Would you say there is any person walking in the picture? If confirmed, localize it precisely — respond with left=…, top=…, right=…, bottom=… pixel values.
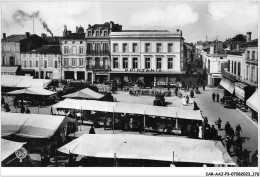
left=21, top=105, right=25, bottom=113
left=216, top=93, right=220, bottom=102
left=193, top=101, right=199, bottom=110
left=225, top=121, right=231, bottom=135
left=215, top=118, right=222, bottom=129
left=89, top=125, right=96, bottom=134
left=186, top=95, right=189, bottom=105
left=236, top=124, right=242, bottom=136
left=203, top=84, right=205, bottom=91
left=212, top=92, right=216, bottom=102
left=129, top=118, right=134, bottom=132
left=4, top=103, right=10, bottom=112
left=182, top=96, right=187, bottom=106
left=198, top=124, right=203, bottom=139
left=210, top=125, right=217, bottom=140
left=25, top=107, right=30, bottom=114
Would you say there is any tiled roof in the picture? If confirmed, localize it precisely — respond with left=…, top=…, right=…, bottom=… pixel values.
left=62, top=33, right=85, bottom=40
left=244, top=39, right=258, bottom=47
left=89, top=23, right=110, bottom=30
left=1, top=34, right=35, bottom=42
left=45, top=36, right=61, bottom=44
left=22, top=45, right=61, bottom=54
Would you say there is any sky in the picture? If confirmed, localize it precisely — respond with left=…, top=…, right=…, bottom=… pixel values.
left=1, top=1, right=259, bottom=43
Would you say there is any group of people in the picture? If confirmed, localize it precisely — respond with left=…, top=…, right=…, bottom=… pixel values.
left=212, top=92, right=220, bottom=102
left=20, top=105, right=31, bottom=114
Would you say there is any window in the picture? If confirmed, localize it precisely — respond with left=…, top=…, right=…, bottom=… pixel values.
left=238, top=62, right=241, bottom=76
left=29, top=53, right=32, bottom=57
left=104, top=31, right=108, bottom=36
left=35, top=53, right=38, bottom=57
left=145, top=58, right=150, bottom=69
left=168, top=58, right=173, bottom=69
left=96, top=31, right=100, bottom=36
left=54, top=54, right=57, bottom=58
left=95, top=43, right=101, bottom=52
left=64, top=58, right=69, bottom=66
left=54, top=61, right=58, bottom=68
left=156, top=43, right=162, bottom=53
left=168, top=43, right=173, bottom=52
left=156, top=58, right=162, bottom=69
left=133, top=58, right=138, bottom=69
left=247, top=50, right=250, bottom=59
left=145, top=43, right=150, bottom=52
left=10, top=57, right=15, bottom=66
left=12, top=45, right=15, bottom=52
left=65, top=41, right=67, bottom=44
left=80, top=41, right=83, bottom=44
left=252, top=51, right=255, bottom=60
left=251, top=67, right=254, bottom=82
left=72, top=41, right=75, bottom=44
left=44, top=54, right=47, bottom=57
left=79, top=46, right=84, bottom=54
left=72, top=46, right=76, bottom=54
left=113, top=43, right=118, bottom=52
left=72, top=58, right=76, bottom=66
left=35, top=61, right=38, bottom=67
left=23, top=60, right=27, bottom=68
left=23, top=54, right=26, bottom=57
left=234, top=61, right=237, bottom=75
left=113, top=58, right=118, bottom=68
left=64, top=46, right=69, bottom=54
left=79, top=58, right=84, bottom=66
left=123, top=58, right=128, bottom=69
left=231, top=61, right=233, bottom=73
left=103, top=43, right=109, bottom=51
left=133, top=43, right=138, bottom=52
left=2, top=57, right=5, bottom=66
left=87, top=43, right=92, bottom=51
left=88, top=31, right=92, bottom=36
left=123, top=43, right=128, bottom=52
left=29, top=61, right=32, bottom=67
left=44, top=60, right=47, bottom=68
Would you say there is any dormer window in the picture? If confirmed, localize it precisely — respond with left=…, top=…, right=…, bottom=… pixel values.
left=96, top=31, right=100, bottom=37
left=80, top=41, right=83, bottom=44
left=65, top=41, right=67, bottom=44
left=72, top=41, right=75, bottom=44
left=104, top=31, right=108, bottom=36
left=88, top=31, right=92, bottom=37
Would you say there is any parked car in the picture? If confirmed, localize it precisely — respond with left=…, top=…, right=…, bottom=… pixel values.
left=153, top=93, right=165, bottom=106
left=220, top=96, right=236, bottom=108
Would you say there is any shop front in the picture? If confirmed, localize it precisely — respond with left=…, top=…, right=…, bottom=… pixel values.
left=246, top=89, right=258, bottom=120
left=212, top=73, right=222, bottom=87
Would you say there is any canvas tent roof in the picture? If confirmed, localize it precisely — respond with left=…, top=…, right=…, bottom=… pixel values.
left=62, top=88, right=104, bottom=100
left=1, top=139, right=26, bottom=161
left=58, top=134, right=235, bottom=165
left=52, top=99, right=203, bottom=120
left=6, top=87, right=56, bottom=96
left=1, top=112, right=66, bottom=138
left=1, top=75, right=51, bottom=88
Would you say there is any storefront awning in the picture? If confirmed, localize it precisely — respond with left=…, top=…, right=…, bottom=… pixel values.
left=220, top=78, right=235, bottom=94
left=246, top=89, right=258, bottom=113
left=1, top=139, right=26, bottom=162
left=212, top=73, right=222, bottom=78
left=110, top=71, right=185, bottom=75
left=58, top=134, right=235, bottom=165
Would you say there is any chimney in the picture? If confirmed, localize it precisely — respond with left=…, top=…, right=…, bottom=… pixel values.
left=3, top=33, right=6, bottom=39
left=119, top=25, right=122, bottom=31
left=41, top=33, right=47, bottom=39
left=26, top=32, right=30, bottom=38
left=110, top=21, right=114, bottom=29
left=67, top=31, right=72, bottom=36
left=246, top=32, right=252, bottom=42
left=236, top=43, right=239, bottom=51
left=76, top=26, right=79, bottom=33
left=88, top=24, right=91, bottom=28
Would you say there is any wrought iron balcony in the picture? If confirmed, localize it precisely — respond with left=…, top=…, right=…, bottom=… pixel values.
left=86, top=50, right=110, bottom=55
left=86, top=65, right=109, bottom=70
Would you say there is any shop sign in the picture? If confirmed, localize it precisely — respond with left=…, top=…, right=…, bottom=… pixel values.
left=235, top=86, right=245, bottom=100
left=125, top=68, right=162, bottom=72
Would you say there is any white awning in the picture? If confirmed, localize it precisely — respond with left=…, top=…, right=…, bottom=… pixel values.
left=52, top=99, right=203, bottom=121
left=58, top=134, right=235, bottom=165
left=1, top=112, right=66, bottom=138
left=1, top=139, right=26, bottom=161
left=6, top=87, right=56, bottom=96
left=220, top=78, right=235, bottom=94
left=246, top=89, right=258, bottom=113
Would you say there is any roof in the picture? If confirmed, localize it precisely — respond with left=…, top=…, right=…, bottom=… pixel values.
left=62, top=88, right=104, bottom=100
left=62, top=33, right=85, bottom=40
left=88, top=22, right=110, bottom=30
left=1, top=75, right=51, bottom=88
left=58, top=134, right=235, bottom=165
left=206, top=53, right=227, bottom=57
left=23, top=45, right=61, bottom=54
left=52, top=99, right=203, bottom=121
left=6, top=87, right=56, bottom=96
left=2, top=34, right=35, bottom=42
left=244, top=39, right=258, bottom=47
left=1, top=139, right=26, bottom=161
left=110, top=31, right=181, bottom=38
left=1, top=66, right=19, bottom=73
left=45, top=36, right=61, bottom=44
left=1, top=112, right=66, bottom=138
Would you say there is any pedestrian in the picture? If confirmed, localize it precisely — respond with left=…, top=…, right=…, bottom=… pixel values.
left=175, top=87, right=178, bottom=96
left=198, top=124, right=203, bottom=139
left=21, top=105, right=25, bottom=113
left=251, top=150, right=258, bottom=167
left=193, top=85, right=195, bottom=90
left=203, top=84, right=205, bottom=91
left=204, top=122, right=211, bottom=140
left=236, top=124, right=242, bottom=136
left=4, top=103, right=10, bottom=112
left=129, top=118, right=134, bottom=132
left=226, top=136, right=232, bottom=154
left=1, top=96, right=5, bottom=106
left=182, top=96, right=187, bottom=106
left=236, top=135, right=243, bottom=155
left=89, top=125, right=95, bottom=134
left=229, top=127, right=235, bottom=141
left=215, top=118, right=222, bottom=129
left=25, top=107, right=30, bottom=114
left=186, top=95, right=189, bottom=104
left=187, top=123, right=192, bottom=138
left=193, top=124, right=199, bottom=139
left=212, top=92, right=216, bottom=102
left=216, top=93, right=220, bottom=102
left=193, top=101, right=199, bottom=110
left=210, top=125, right=217, bottom=140
left=225, top=122, right=231, bottom=135
left=242, top=149, right=250, bottom=167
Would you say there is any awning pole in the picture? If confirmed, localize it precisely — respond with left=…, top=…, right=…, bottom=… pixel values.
left=113, top=106, right=115, bottom=134
left=143, top=111, right=145, bottom=135
left=80, top=106, right=82, bottom=131
left=176, top=113, right=178, bottom=137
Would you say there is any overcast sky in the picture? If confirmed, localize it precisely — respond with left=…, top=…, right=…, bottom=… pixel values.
left=1, top=1, right=258, bottom=43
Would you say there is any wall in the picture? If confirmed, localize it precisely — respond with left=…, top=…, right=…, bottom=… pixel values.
left=1, top=42, right=21, bottom=65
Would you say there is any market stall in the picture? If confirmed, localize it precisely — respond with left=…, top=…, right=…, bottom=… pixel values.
left=62, top=88, right=105, bottom=100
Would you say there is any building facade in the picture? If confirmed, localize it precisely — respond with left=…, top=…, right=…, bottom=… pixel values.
left=61, top=26, right=87, bottom=81
left=109, top=30, right=184, bottom=86
left=85, top=21, right=122, bottom=83
left=21, top=45, right=61, bottom=79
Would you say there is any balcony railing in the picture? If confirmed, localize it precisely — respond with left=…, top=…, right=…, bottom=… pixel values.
left=86, top=65, right=109, bottom=70
left=222, top=70, right=242, bottom=82
left=86, top=50, right=110, bottom=55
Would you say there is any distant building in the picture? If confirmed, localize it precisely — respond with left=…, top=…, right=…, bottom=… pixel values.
left=86, top=21, right=122, bottom=83
left=109, top=30, right=184, bottom=86
left=21, top=45, right=61, bottom=79
left=60, top=26, right=87, bottom=81
left=1, top=32, right=47, bottom=73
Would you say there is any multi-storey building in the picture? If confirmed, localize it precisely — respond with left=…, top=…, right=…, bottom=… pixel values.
left=1, top=32, right=47, bottom=74
left=61, top=26, right=87, bottom=81
left=21, top=45, right=61, bottom=79
left=85, top=21, right=122, bottom=83
left=109, top=30, right=184, bottom=87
